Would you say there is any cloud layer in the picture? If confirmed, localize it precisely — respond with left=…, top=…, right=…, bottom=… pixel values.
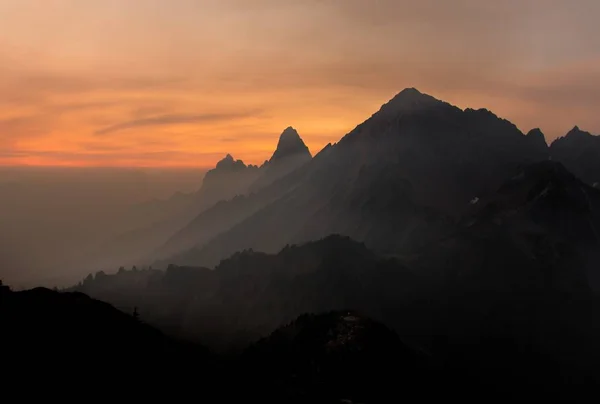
left=94, top=112, right=262, bottom=135
left=0, top=0, right=599, bottom=166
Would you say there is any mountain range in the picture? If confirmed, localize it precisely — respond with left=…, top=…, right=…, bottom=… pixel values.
left=152, top=88, right=598, bottom=270
left=7, top=87, right=600, bottom=400
left=74, top=89, right=599, bottom=277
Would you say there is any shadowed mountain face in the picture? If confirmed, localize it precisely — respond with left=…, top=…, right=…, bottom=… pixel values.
left=550, top=126, right=600, bottom=186
left=409, top=161, right=600, bottom=379
left=525, top=128, right=549, bottom=154
left=433, top=161, right=600, bottom=294
left=159, top=88, right=548, bottom=268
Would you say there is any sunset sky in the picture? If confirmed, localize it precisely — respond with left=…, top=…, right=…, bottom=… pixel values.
left=1, top=0, right=599, bottom=168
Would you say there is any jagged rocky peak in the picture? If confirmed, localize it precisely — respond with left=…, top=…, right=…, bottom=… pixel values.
left=214, top=153, right=247, bottom=171
left=550, top=126, right=598, bottom=148
left=269, top=126, right=312, bottom=162
left=525, top=128, right=549, bottom=150
left=566, top=125, right=598, bottom=139
left=548, top=125, right=600, bottom=186
left=553, top=126, right=598, bottom=143
left=526, top=128, right=546, bottom=140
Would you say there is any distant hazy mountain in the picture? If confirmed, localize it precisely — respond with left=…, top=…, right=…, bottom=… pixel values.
left=162, top=88, right=547, bottom=268
left=74, top=235, right=422, bottom=349
left=196, top=153, right=262, bottom=206
left=76, top=128, right=310, bottom=273
left=550, top=126, right=600, bottom=186
left=248, top=126, right=312, bottom=192
left=157, top=127, right=313, bottom=259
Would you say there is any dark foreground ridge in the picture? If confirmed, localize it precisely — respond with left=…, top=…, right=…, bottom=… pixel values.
left=1, top=284, right=598, bottom=402
left=0, top=285, right=217, bottom=395
left=238, top=310, right=427, bottom=403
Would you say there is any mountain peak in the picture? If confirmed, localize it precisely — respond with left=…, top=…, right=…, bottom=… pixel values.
left=376, top=88, right=444, bottom=117
left=526, top=128, right=548, bottom=146
left=282, top=126, right=299, bottom=136
left=270, top=127, right=311, bottom=162
left=527, top=128, right=545, bottom=137
left=551, top=126, right=598, bottom=146
left=214, top=154, right=246, bottom=171
left=390, top=87, right=435, bottom=103
left=398, top=87, right=423, bottom=96
left=565, top=125, right=592, bottom=137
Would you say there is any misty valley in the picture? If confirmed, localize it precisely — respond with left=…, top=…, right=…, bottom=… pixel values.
left=2, top=89, right=600, bottom=402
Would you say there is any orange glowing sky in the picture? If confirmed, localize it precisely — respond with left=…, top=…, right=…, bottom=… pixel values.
left=1, top=0, right=599, bottom=168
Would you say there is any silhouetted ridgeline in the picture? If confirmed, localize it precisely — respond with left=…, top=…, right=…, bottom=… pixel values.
left=154, top=89, right=599, bottom=273
left=0, top=283, right=222, bottom=396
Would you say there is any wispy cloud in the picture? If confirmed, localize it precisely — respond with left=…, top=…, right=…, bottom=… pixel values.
left=1, top=0, right=599, bottom=167
left=94, top=112, right=262, bottom=135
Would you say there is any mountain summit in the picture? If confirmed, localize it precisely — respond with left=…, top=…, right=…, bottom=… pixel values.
left=214, top=154, right=248, bottom=171
left=550, top=126, right=600, bottom=186
left=386, top=87, right=440, bottom=106
left=247, top=127, right=312, bottom=192
left=198, top=154, right=261, bottom=207
left=269, top=126, right=312, bottom=163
